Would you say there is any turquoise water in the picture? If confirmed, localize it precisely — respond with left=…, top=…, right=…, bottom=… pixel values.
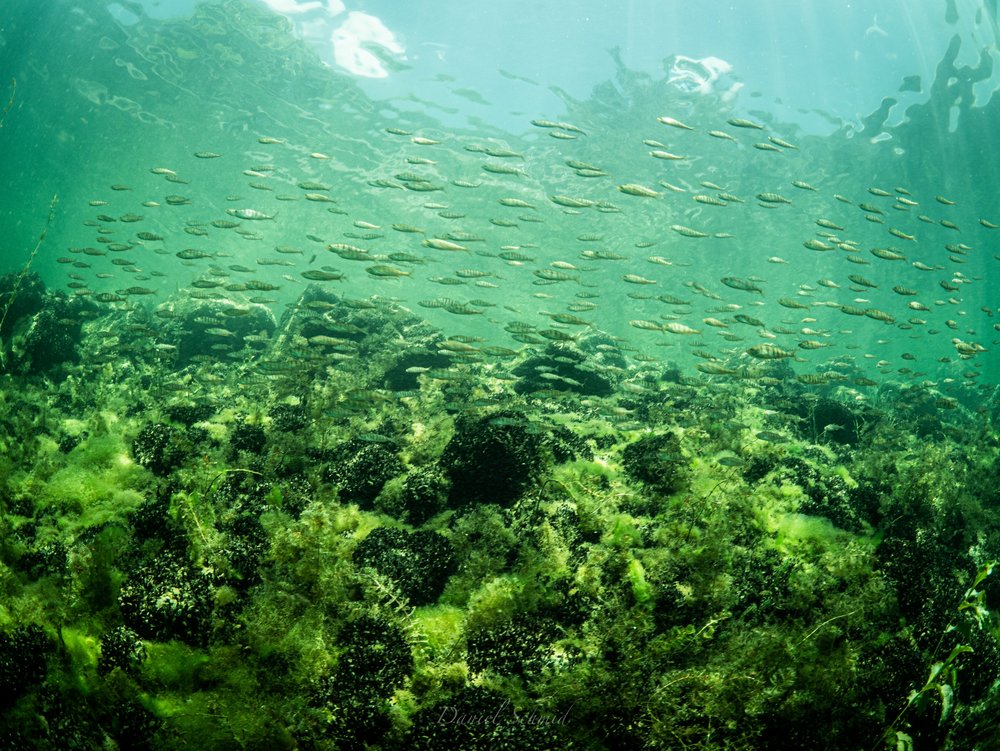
left=2, top=2, right=1000, bottom=749
left=1, top=0, right=998, bottom=384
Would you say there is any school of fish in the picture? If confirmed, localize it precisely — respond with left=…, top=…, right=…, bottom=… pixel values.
left=61, top=110, right=996, bottom=393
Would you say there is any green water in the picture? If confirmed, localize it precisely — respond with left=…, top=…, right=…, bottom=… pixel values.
left=2, top=2, right=1000, bottom=750
left=1, top=0, right=998, bottom=385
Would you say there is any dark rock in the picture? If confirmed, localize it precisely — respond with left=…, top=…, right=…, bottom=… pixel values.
left=441, top=412, right=545, bottom=507
left=621, top=432, right=688, bottom=496
left=325, top=438, right=404, bottom=508
left=97, top=625, right=147, bottom=677
left=0, top=624, right=52, bottom=706
left=118, top=554, right=214, bottom=645
left=131, top=422, right=186, bottom=477
left=353, top=527, right=455, bottom=606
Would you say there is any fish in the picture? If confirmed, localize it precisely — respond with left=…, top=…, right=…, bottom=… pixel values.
left=662, top=322, right=700, bottom=335
left=657, top=116, right=694, bottom=129
left=366, top=264, right=411, bottom=277
left=301, top=270, right=344, bottom=281
left=694, top=195, right=727, bottom=206
left=747, top=344, right=794, bottom=359
left=424, top=238, right=468, bottom=251
left=618, top=183, right=660, bottom=197
left=226, top=208, right=275, bottom=220
left=770, top=137, right=798, bottom=149
left=176, top=249, right=214, bottom=260
left=755, top=431, right=789, bottom=443
left=803, top=239, right=834, bottom=251
left=721, top=277, right=763, bottom=294
left=671, top=225, right=709, bottom=238
left=756, top=192, right=791, bottom=204
left=870, top=247, right=906, bottom=261
left=728, top=117, right=764, bottom=129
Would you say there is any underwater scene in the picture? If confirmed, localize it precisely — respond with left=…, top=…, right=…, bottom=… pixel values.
left=3, top=0, right=1000, bottom=748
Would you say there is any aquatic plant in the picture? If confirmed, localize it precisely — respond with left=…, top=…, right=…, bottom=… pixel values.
left=353, top=527, right=456, bottom=606
left=96, top=625, right=147, bottom=677
left=440, top=412, right=545, bottom=507
left=324, top=436, right=405, bottom=507
left=0, top=194, right=56, bottom=371
left=877, top=562, right=997, bottom=750
left=131, top=423, right=186, bottom=478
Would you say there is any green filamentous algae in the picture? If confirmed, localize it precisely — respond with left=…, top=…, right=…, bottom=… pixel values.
left=1, top=1, right=999, bottom=749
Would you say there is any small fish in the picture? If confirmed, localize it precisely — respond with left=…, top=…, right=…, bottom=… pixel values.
left=662, top=322, right=700, bottom=335
left=694, top=195, right=727, bottom=206
left=176, top=248, right=214, bottom=260
left=226, top=208, right=275, bottom=220
left=482, top=162, right=524, bottom=176
left=301, top=269, right=345, bottom=281
left=498, top=197, right=535, bottom=209
left=848, top=274, right=878, bottom=288
left=747, top=343, right=794, bottom=359
left=756, top=192, right=791, bottom=204
left=657, top=116, right=694, bottom=130
left=550, top=195, right=595, bottom=208
left=618, top=183, right=660, bottom=197
left=424, top=238, right=468, bottom=251
left=629, top=319, right=663, bottom=331
left=366, top=264, right=411, bottom=277
left=728, top=117, right=764, bottom=129
left=870, top=247, right=906, bottom=261
left=721, top=276, right=763, bottom=294
left=864, top=309, right=895, bottom=323
left=755, top=431, right=788, bottom=443
left=671, top=224, right=709, bottom=238
left=649, top=150, right=685, bottom=160
left=803, top=239, right=834, bottom=251
left=770, top=136, right=797, bottom=149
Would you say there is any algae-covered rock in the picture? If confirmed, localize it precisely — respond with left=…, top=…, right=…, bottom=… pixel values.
left=131, top=422, right=186, bottom=477
left=97, top=625, right=147, bottom=677
left=0, top=624, right=52, bottom=707
left=621, top=431, right=689, bottom=496
left=0, top=272, right=91, bottom=376
left=353, top=527, right=455, bottom=606
left=324, top=437, right=405, bottom=508
left=311, top=613, right=413, bottom=746
left=440, top=412, right=545, bottom=507
left=118, top=554, right=215, bottom=645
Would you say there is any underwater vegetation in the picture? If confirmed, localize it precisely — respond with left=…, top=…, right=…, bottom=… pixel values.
left=3, top=1, right=1000, bottom=747
left=1, top=275, right=999, bottom=751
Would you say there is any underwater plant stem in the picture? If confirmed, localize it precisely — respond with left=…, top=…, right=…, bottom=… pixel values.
left=0, top=193, right=57, bottom=369
left=794, top=609, right=858, bottom=647
left=205, top=467, right=264, bottom=496
left=0, top=77, right=14, bottom=128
